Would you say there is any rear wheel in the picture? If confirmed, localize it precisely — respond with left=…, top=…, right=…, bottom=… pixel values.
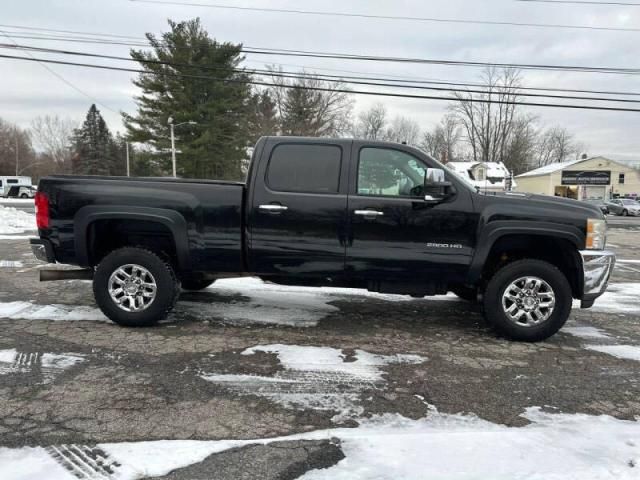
left=483, top=259, right=572, bottom=342
left=93, top=247, right=180, bottom=327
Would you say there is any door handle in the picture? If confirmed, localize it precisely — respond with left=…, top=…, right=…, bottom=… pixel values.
left=259, top=204, right=289, bottom=212
left=354, top=209, right=384, bottom=217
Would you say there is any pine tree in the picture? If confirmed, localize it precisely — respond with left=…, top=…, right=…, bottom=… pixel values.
left=123, top=19, right=252, bottom=180
left=73, top=104, right=117, bottom=175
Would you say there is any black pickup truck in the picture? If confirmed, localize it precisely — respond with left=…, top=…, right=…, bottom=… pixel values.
left=31, top=136, right=615, bottom=341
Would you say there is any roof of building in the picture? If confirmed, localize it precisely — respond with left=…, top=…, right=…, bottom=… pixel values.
left=515, top=156, right=636, bottom=179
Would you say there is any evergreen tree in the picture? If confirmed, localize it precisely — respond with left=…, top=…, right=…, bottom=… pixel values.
left=72, top=104, right=117, bottom=175
left=247, top=90, right=280, bottom=144
left=123, top=19, right=251, bottom=180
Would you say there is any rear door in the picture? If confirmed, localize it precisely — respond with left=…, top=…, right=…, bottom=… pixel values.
left=247, top=138, right=351, bottom=277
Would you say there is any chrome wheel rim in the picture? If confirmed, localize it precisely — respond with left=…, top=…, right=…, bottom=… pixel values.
left=501, top=276, right=555, bottom=327
left=108, top=264, right=157, bottom=312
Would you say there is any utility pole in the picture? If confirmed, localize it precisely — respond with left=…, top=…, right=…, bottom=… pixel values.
left=14, top=128, right=19, bottom=176
left=126, top=142, right=130, bottom=177
left=169, top=119, right=177, bottom=178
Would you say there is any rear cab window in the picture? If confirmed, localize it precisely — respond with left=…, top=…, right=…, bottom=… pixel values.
left=266, top=144, right=342, bottom=194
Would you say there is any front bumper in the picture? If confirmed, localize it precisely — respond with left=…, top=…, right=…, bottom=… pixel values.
left=579, top=250, right=615, bottom=308
left=30, top=238, right=56, bottom=263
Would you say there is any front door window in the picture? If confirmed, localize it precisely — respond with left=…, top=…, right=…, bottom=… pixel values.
left=357, top=148, right=426, bottom=198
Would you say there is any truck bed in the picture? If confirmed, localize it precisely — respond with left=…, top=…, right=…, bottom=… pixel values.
left=38, top=175, right=246, bottom=273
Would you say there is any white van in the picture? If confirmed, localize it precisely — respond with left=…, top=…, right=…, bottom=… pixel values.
left=0, top=176, right=32, bottom=197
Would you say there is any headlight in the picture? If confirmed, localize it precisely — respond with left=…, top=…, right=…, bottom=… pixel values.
left=586, top=218, right=607, bottom=250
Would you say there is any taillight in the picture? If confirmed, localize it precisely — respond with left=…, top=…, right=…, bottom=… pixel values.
left=34, top=191, right=50, bottom=229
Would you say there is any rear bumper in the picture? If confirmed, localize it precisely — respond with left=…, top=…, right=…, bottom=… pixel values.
left=30, top=238, right=56, bottom=263
left=579, top=250, right=615, bottom=308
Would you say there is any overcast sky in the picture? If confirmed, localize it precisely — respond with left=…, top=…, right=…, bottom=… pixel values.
left=1, top=0, right=639, bottom=161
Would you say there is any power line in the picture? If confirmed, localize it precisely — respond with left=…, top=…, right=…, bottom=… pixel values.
left=2, top=28, right=639, bottom=76
left=0, top=33, right=119, bottom=114
left=1, top=24, right=639, bottom=97
left=128, top=0, right=640, bottom=32
left=4, top=43, right=640, bottom=104
left=516, top=1, right=640, bottom=5
left=2, top=52, right=640, bottom=113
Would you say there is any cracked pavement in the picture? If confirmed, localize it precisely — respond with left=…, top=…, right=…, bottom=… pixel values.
left=0, top=225, right=639, bottom=478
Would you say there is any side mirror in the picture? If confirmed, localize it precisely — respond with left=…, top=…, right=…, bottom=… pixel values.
left=424, top=168, right=453, bottom=203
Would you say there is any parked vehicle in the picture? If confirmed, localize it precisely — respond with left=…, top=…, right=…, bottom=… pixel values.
left=3, top=185, right=37, bottom=199
left=605, top=199, right=640, bottom=216
left=31, top=137, right=615, bottom=342
left=0, top=176, right=32, bottom=197
left=583, top=199, right=609, bottom=215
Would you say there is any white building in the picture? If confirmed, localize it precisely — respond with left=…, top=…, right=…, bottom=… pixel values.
left=446, top=162, right=515, bottom=192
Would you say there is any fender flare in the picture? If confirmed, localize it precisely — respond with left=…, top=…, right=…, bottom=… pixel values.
left=74, top=205, right=191, bottom=270
left=467, top=221, right=583, bottom=283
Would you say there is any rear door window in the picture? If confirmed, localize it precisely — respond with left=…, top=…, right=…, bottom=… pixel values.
left=266, top=144, right=342, bottom=194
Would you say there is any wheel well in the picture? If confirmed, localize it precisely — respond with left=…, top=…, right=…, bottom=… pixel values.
left=87, top=219, right=178, bottom=267
left=481, top=234, right=581, bottom=298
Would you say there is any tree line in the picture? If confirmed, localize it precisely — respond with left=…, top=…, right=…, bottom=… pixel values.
left=0, top=18, right=586, bottom=181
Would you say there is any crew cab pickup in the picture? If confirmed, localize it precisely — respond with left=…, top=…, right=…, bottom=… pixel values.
left=31, top=137, right=615, bottom=341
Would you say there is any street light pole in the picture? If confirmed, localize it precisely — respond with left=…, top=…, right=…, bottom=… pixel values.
left=170, top=123, right=177, bottom=178
left=126, top=142, right=131, bottom=177
left=14, top=128, right=19, bottom=176
left=167, top=118, right=196, bottom=178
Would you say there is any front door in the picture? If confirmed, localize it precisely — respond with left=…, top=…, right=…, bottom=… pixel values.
left=248, top=139, right=350, bottom=277
left=346, top=143, right=477, bottom=284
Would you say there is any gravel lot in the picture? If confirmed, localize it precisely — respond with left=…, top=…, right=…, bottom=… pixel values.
left=0, top=222, right=639, bottom=479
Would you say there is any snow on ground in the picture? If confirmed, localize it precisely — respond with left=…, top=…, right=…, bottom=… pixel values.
left=574, top=283, right=640, bottom=314
left=202, top=345, right=425, bottom=420
left=0, top=205, right=35, bottom=234
left=563, top=326, right=612, bottom=339
left=564, top=324, right=640, bottom=363
left=181, top=277, right=458, bottom=328
left=1, top=408, right=638, bottom=480
left=0, top=301, right=108, bottom=322
left=0, top=260, right=23, bottom=268
left=587, top=345, right=640, bottom=362
left=0, top=349, right=84, bottom=384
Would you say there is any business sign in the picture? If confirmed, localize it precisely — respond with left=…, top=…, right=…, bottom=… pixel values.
left=561, top=170, right=610, bottom=186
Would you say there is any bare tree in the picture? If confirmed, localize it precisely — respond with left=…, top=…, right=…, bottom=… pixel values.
left=354, top=103, right=388, bottom=139
left=421, top=114, right=462, bottom=162
left=450, top=67, right=522, bottom=164
left=30, top=115, right=77, bottom=173
left=268, top=67, right=354, bottom=137
left=535, top=126, right=578, bottom=167
left=0, top=118, right=36, bottom=176
left=384, top=115, right=421, bottom=145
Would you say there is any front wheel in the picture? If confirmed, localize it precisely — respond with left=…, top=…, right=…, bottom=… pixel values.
left=483, top=259, right=572, bottom=342
left=93, top=247, right=180, bottom=327
left=622, top=209, right=628, bottom=216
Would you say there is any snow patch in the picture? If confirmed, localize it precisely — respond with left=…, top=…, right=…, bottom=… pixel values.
left=0, top=205, right=35, bottom=234
left=0, top=349, right=84, bottom=383
left=2, top=408, right=639, bottom=480
left=182, top=277, right=458, bottom=328
left=0, top=301, right=108, bottom=322
left=574, top=283, right=640, bottom=314
left=587, top=345, right=640, bottom=362
left=0, top=260, right=23, bottom=268
left=563, top=326, right=611, bottom=339
left=202, top=345, right=425, bottom=420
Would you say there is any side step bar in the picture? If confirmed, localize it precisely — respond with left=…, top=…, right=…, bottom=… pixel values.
left=39, top=269, right=94, bottom=282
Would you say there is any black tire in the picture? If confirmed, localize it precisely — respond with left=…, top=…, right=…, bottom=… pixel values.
left=450, top=285, right=478, bottom=302
left=20, top=193, right=28, bottom=198
left=483, top=259, right=572, bottom=342
left=181, top=277, right=216, bottom=291
left=622, top=209, right=628, bottom=217
left=93, top=247, right=180, bottom=327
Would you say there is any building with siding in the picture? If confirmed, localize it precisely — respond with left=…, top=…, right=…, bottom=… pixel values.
left=514, top=156, right=640, bottom=200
